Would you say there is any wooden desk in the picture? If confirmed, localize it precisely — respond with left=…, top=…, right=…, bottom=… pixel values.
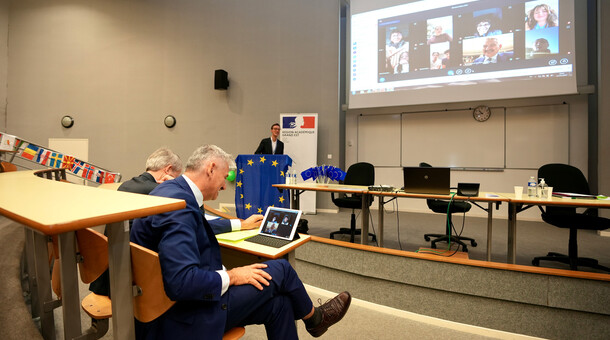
left=218, top=233, right=311, bottom=269
left=273, top=183, right=372, bottom=244
left=273, top=183, right=507, bottom=259
left=498, top=193, right=610, bottom=264
left=372, top=191, right=508, bottom=260
left=0, top=171, right=185, bottom=340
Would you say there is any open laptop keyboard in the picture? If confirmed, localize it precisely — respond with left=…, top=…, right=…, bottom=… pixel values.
left=244, top=235, right=292, bottom=248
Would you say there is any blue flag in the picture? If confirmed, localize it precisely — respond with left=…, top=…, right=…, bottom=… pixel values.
left=301, top=168, right=314, bottom=181
left=235, top=154, right=292, bottom=219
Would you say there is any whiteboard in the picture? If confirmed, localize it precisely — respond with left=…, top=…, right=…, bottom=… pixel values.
left=357, top=114, right=401, bottom=166
left=505, top=104, right=569, bottom=168
left=355, top=104, right=569, bottom=169
left=401, top=109, right=505, bottom=168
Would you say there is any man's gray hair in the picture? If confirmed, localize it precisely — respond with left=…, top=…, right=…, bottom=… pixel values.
left=185, top=145, right=235, bottom=172
left=145, top=147, right=183, bottom=173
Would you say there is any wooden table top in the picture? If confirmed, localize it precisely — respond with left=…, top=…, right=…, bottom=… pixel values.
left=0, top=170, right=185, bottom=235
left=273, top=183, right=509, bottom=202
left=217, top=233, right=311, bottom=259
left=497, top=192, right=610, bottom=208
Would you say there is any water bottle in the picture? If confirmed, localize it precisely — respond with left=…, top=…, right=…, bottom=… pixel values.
left=527, top=176, right=537, bottom=197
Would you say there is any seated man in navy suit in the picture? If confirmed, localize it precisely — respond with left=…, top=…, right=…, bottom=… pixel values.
left=473, top=37, right=513, bottom=64
left=131, top=145, right=351, bottom=340
left=89, top=147, right=263, bottom=296
left=255, top=123, right=284, bottom=154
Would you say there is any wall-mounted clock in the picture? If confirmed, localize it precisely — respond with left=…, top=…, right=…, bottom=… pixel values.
left=473, top=105, right=491, bottom=122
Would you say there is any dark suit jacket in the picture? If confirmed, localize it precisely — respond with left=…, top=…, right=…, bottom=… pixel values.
left=254, top=137, right=284, bottom=154
left=88, top=172, right=232, bottom=297
left=131, top=176, right=228, bottom=340
left=473, top=52, right=513, bottom=64
left=119, top=172, right=232, bottom=233
left=117, top=172, right=159, bottom=194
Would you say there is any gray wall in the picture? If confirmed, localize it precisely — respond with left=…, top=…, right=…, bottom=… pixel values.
left=2, top=0, right=341, bottom=207
left=599, top=1, right=610, bottom=219
left=0, top=0, right=608, bottom=215
left=0, top=0, right=7, bottom=131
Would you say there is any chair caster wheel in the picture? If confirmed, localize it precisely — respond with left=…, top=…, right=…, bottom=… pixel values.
left=471, top=241, right=477, bottom=247
left=424, top=236, right=430, bottom=242
left=430, top=243, right=437, bottom=249
left=462, top=246, right=468, bottom=253
left=532, top=259, right=539, bottom=266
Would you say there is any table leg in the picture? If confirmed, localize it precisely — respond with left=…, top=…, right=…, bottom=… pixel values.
left=106, top=220, right=135, bottom=340
left=292, top=189, right=300, bottom=210
left=507, top=202, right=517, bottom=264
left=377, top=197, right=384, bottom=247
left=23, top=229, right=40, bottom=319
left=31, top=231, right=56, bottom=340
left=58, top=231, right=82, bottom=340
left=360, top=194, right=370, bottom=245
left=486, top=202, right=493, bottom=262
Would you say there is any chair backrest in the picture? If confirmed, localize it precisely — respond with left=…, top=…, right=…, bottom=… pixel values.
left=538, top=163, right=590, bottom=195
left=34, top=168, right=67, bottom=181
left=131, top=241, right=176, bottom=323
left=343, top=162, right=375, bottom=186
left=0, top=161, right=17, bottom=172
left=75, top=228, right=175, bottom=323
left=76, top=228, right=110, bottom=284
left=538, top=163, right=589, bottom=215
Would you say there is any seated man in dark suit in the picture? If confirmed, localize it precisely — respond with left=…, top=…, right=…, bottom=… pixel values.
left=254, top=123, right=284, bottom=154
left=131, top=145, right=351, bottom=340
left=473, top=37, right=513, bottom=64
left=89, top=147, right=263, bottom=296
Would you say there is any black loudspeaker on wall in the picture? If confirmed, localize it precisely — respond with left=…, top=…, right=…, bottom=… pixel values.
left=214, top=69, right=229, bottom=90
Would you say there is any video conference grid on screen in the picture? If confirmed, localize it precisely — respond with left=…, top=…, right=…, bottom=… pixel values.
left=350, top=0, right=576, bottom=108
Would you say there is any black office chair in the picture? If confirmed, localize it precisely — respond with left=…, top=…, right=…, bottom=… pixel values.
left=532, top=163, right=610, bottom=272
left=420, top=162, right=477, bottom=252
left=330, top=162, right=377, bottom=243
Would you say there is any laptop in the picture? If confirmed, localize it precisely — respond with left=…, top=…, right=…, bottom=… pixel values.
left=244, top=207, right=302, bottom=248
left=403, top=167, right=450, bottom=195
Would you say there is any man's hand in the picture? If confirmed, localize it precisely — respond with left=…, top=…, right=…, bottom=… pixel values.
left=227, top=263, right=272, bottom=290
left=240, top=214, right=263, bottom=230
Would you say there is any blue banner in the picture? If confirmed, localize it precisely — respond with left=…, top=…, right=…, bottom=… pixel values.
left=235, top=154, right=292, bottom=219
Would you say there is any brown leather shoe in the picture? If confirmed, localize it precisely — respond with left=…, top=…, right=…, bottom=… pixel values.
left=306, top=291, right=352, bottom=337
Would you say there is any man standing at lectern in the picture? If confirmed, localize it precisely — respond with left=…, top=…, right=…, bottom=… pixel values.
left=255, top=123, right=284, bottom=154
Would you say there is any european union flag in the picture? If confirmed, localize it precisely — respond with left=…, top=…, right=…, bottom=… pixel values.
left=235, top=154, right=292, bottom=219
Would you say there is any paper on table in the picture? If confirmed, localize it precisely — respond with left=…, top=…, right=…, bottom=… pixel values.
left=552, top=192, right=598, bottom=199
left=215, top=229, right=258, bottom=242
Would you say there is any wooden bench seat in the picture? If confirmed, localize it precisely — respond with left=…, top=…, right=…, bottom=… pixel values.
left=75, top=228, right=245, bottom=340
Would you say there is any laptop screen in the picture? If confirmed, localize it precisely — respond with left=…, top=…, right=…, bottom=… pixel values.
left=258, top=207, right=302, bottom=241
left=403, top=167, right=450, bottom=195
